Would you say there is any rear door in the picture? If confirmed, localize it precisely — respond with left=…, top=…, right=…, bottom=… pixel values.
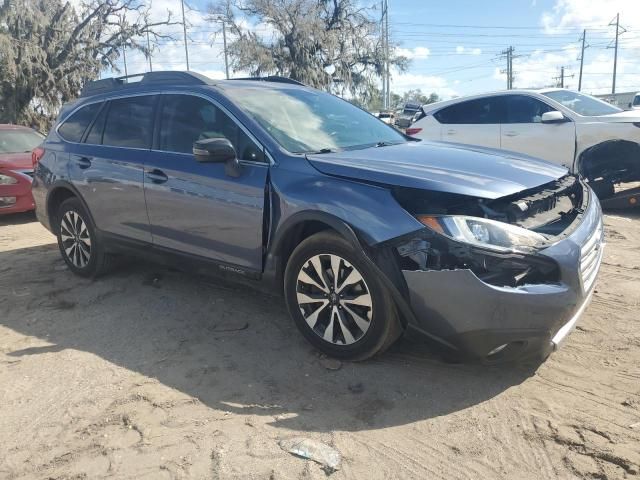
left=434, top=97, right=502, bottom=148
left=143, top=93, right=269, bottom=271
left=64, top=95, right=157, bottom=242
left=500, top=94, right=575, bottom=168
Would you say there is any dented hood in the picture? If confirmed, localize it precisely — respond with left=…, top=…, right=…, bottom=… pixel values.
left=306, top=141, right=568, bottom=199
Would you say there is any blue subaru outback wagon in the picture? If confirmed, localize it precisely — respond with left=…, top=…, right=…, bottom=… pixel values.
left=32, top=71, right=604, bottom=362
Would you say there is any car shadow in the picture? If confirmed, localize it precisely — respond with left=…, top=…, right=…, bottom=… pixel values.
left=0, top=243, right=539, bottom=433
left=0, top=211, right=37, bottom=226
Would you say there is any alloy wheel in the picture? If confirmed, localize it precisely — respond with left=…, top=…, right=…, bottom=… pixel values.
left=295, top=253, right=373, bottom=345
left=60, top=211, right=92, bottom=268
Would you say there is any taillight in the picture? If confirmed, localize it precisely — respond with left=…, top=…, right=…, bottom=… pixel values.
left=405, top=127, right=423, bottom=136
left=32, top=146, right=45, bottom=169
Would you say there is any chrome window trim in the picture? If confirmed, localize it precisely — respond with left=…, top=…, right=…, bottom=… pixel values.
left=57, top=89, right=273, bottom=166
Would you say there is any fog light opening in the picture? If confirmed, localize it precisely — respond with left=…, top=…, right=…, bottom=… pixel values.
left=0, top=196, right=17, bottom=208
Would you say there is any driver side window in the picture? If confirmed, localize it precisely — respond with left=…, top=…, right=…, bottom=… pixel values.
left=505, top=95, right=554, bottom=124
left=158, top=94, right=265, bottom=162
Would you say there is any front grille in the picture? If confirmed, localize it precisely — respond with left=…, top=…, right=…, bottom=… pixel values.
left=580, top=220, right=604, bottom=292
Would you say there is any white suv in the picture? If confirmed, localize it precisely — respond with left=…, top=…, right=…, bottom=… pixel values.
left=408, top=89, right=640, bottom=198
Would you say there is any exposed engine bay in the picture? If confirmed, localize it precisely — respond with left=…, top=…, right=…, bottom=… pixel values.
left=390, top=175, right=587, bottom=288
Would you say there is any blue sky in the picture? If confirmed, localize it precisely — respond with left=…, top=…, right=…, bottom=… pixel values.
left=119, top=0, right=640, bottom=100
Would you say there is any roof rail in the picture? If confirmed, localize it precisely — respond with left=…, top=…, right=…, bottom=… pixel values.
left=80, top=71, right=213, bottom=98
left=230, top=76, right=305, bottom=86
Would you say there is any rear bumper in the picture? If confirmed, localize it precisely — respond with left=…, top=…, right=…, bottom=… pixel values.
left=0, top=169, right=34, bottom=215
left=400, top=190, right=604, bottom=362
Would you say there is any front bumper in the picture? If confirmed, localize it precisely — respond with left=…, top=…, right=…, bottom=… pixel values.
left=401, top=190, right=604, bottom=362
left=0, top=169, right=35, bottom=215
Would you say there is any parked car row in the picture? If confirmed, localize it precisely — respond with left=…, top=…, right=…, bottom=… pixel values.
left=0, top=124, right=43, bottom=215
left=29, top=71, right=604, bottom=364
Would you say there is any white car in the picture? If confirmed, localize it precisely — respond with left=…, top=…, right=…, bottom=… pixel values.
left=408, top=89, right=640, bottom=198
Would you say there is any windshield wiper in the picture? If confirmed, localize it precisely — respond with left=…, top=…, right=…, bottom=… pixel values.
left=310, top=148, right=334, bottom=154
left=375, top=141, right=398, bottom=147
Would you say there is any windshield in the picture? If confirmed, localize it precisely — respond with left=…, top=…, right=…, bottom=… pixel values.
left=0, top=129, right=44, bottom=154
left=225, top=86, right=406, bottom=153
left=542, top=90, right=622, bottom=116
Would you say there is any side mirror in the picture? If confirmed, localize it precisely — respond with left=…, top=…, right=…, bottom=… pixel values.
left=541, top=111, right=567, bottom=124
left=193, top=137, right=242, bottom=177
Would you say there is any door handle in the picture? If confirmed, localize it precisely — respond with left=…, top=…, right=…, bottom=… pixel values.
left=446, top=129, right=456, bottom=135
left=146, top=169, right=169, bottom=184
left=74, top=156, right=92, bottom=169
left=504, top=131, right=518, bottom=137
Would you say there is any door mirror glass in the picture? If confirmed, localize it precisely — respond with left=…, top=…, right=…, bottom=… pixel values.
left=541, top=111, right=566, bottom=123
left=193, top=137, right=237, bottom=163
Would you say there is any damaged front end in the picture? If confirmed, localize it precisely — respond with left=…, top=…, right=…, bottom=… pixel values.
left=385, top=175, right=603, bottom=362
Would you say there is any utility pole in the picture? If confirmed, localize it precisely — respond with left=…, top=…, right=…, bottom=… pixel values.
left=578, top=29, right=586, bottom=91
left=146, top=30, right=153, bottom=72
left=608, top=13, right=624, bottom=94
left=123, top=45, right=128, bottom=77
left=385, top=0, right=390, bottom=109
left=181, top=0, right=190, bottom=71
left=554, top=66, right=574, bottom=88
left=221, top=21, right=229, bottom=79
left=500, top=46, right=514, bottom=89
left=380, top=0, right=386, bottom=109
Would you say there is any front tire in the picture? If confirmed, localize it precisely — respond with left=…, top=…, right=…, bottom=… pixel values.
left=284, top=231, right=401, bottom=361
left=56, top=197, right=110, bottom=278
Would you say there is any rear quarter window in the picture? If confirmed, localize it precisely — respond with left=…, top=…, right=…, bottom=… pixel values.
left=58, top=102, right=102, bottom=142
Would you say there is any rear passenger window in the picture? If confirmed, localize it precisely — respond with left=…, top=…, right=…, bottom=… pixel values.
left=158, top=94, right=265, bottom=162
left=58, top=102, right=102, bottom=142
left=102, top=95, right=156, bottom=149
left=435, top=97, right=503, bottom=124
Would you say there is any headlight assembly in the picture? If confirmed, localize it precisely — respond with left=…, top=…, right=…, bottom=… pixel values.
left=416, top=215, right=547, bottom=253
left=0, top=174, right=18, bottom=185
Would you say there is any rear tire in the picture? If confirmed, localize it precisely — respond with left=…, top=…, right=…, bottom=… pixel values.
left=56, top=197, right=111, bottom=278
left=284, top=231, right=401, bottom=361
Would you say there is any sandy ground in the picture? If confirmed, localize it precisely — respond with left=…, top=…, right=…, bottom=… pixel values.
left=0, top=210, right=639, bottom=480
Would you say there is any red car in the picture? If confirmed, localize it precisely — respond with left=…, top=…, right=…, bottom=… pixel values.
left=0, top=124, right=44, bottom=215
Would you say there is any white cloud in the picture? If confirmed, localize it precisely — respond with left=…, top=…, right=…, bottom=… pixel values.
left=396, top=46, right=430, bottom=60
left=534, top=0, right=640, bottom=93
left=390, top=72, right=458, bottom=99
left=455, top=46, right=482, bottom=55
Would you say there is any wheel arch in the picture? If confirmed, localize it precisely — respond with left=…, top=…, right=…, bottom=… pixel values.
left=269, top=211, right=363, bottom=278
left=576, top=139, right=640, bottom=184
left=46, top=181, right=95, bottom=234
left=264, top=210, right=414, bottom=329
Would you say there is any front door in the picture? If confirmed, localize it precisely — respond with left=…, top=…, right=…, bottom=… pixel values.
left=143, top=93, right=268, bottom=271
left=500, top=95, right=576, bottom=168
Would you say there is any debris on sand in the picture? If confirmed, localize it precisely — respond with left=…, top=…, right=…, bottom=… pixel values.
left=319, top=357, right=342, bottom=371
left=279, top=437, right=341, bottom=473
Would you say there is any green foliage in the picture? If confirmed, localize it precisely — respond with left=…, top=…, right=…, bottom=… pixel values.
left=211, top=0, right=409, bottom=99
left=0, top=0, right=173, bottom=130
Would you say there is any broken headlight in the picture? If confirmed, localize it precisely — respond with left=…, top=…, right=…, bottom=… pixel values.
left=416, top=215, right=546, bottom=254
